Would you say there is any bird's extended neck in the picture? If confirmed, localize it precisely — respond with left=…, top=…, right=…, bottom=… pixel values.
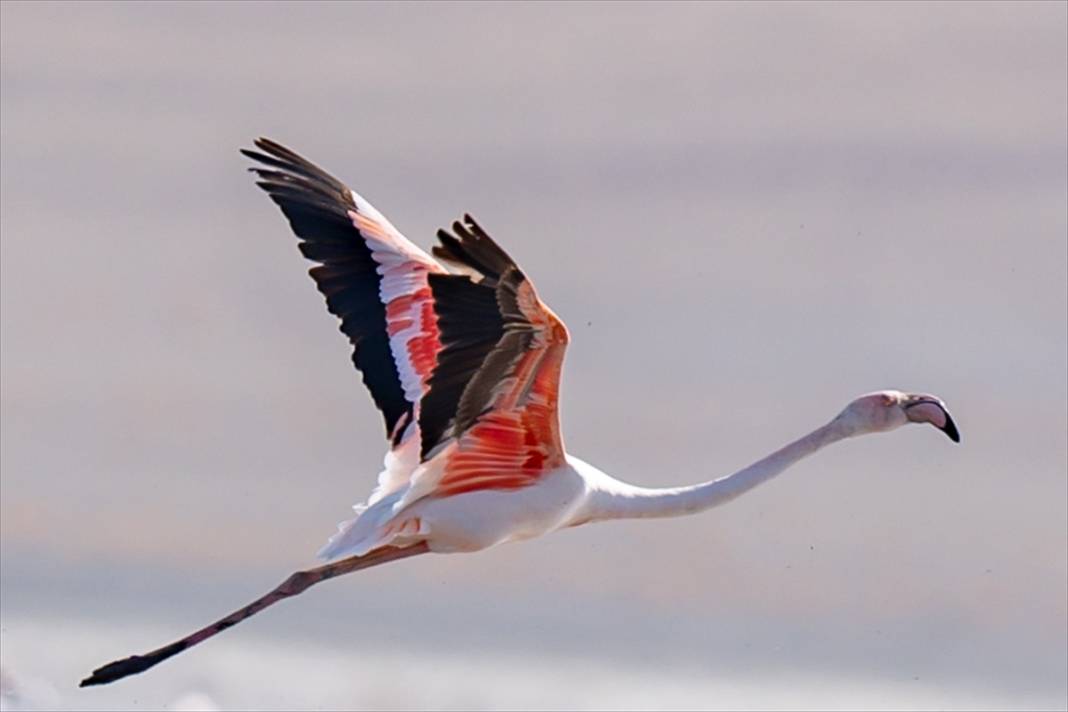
left=577, top=419, right=850, bottom=523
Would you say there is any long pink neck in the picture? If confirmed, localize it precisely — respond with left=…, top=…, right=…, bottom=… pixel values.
left=582, top=420, right=849, bottom=522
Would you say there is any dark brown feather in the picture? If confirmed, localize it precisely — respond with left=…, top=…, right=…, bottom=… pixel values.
left=242, top=139, right=411, bottom=442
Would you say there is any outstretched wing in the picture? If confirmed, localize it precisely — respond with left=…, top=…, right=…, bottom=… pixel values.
left=242, top=138, right=445, bottom=448
left=408, top=215, right=570, bottom=500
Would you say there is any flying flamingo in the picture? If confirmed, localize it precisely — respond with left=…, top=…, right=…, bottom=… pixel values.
left=81, top=138, right=959, bottom=687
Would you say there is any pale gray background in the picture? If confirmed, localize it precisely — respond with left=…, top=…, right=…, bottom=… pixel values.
left=1, top=2, right=1065, bottom=710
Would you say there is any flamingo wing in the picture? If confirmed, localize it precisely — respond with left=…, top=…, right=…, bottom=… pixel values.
left=242, top=139, right=445, bottom=454
left=243, top=143, right=571, bottom=557
left=407, top=214, right=571, bottom=501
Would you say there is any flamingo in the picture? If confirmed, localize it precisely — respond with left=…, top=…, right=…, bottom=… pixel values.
left=81, top=138, right=959, bottom=687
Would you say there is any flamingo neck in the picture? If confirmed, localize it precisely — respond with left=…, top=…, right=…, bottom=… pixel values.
left=580, top=420, right=849, bottom=522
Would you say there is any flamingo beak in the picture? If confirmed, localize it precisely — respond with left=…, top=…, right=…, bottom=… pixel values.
left=905, top=399, right=960, bottom=443
left=939, top=411, right=961, bottom=443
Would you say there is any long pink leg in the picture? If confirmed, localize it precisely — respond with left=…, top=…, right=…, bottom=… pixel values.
left=80, top=541, right=430, bottom=687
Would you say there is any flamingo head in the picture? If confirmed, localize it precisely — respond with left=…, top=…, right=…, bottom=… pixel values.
left=835, top=390, right=960, bottom=442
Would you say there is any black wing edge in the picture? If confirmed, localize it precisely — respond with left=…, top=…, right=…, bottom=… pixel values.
left=242, top=138, right=411, bottom=444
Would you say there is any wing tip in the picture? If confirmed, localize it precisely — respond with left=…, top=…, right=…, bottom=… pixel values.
left=239, top=137, right=283, bottom=158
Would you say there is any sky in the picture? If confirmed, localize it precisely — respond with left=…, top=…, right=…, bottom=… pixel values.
left=1, top=2, right=1066, bottom=710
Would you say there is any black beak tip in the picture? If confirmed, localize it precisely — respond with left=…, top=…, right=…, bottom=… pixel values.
left=941, top=414, right=961, bottom=443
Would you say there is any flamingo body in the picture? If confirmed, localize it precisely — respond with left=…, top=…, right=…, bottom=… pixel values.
left=399, top=458, right=589, bottom=554
left=321, top=451, right=593, bottom=557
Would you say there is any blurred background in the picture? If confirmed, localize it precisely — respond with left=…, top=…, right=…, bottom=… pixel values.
left=2, top=2, right=1065, bottom=710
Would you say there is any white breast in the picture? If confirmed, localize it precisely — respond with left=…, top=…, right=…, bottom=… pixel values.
left=407, top=462, right=588, bottom=553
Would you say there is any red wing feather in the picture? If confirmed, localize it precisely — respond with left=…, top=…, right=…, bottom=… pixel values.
left=411, top=215, right=570, bottom=500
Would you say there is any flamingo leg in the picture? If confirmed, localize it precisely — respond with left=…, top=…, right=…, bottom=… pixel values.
left=79, top=541, right=430, bottom=687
